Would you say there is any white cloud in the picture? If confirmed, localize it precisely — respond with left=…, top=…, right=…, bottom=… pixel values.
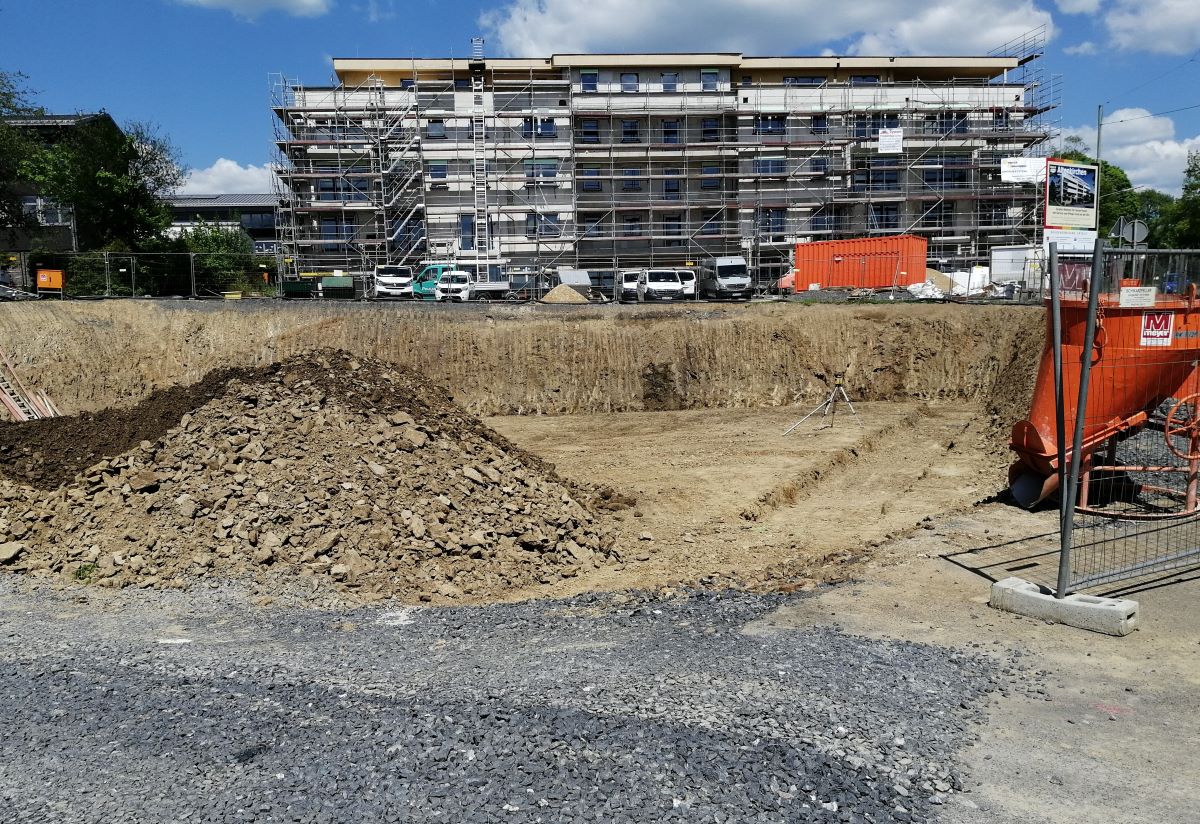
left=1062, top=109, right=1200, bottom=194
left=1056, top=0, right=1099, bottom=12
left=357, top=0, right=396, bottom=22
left=1063, top=41, right=1097, bottom=55
left=482, top=0, right=1054, bottom=56
left=1104, top=0, right=1200, bottom=54
left=177, top=0, right=332, bottom=19
left=181, top=158, right=275, bottom=194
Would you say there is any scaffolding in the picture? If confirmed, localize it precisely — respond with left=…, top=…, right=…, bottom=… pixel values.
left=272, top=31, right=1057, bottom=290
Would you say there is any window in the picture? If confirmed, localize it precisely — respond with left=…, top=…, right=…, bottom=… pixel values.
left=622, top=215, right=643, bottom=236
left=428, top=161, right=448, bottom=180
left=702, top=118, right=720, bottom=142
left=621, top=119, right=642, bottom=143
left=523, top=117, right=557, bottom=138
left=621, top=72, right=639, bottom=93
left=758, top=208, right=786, bottom=235
left=701, top=69, right=719, bottom=91
left=809, top=156, right=829, bottom=174
left=524, top=158, right=558, bottom=179
left=811, top=115, right=829, bottom=135
left=661, top=119, right=680, bottom=144
left=850, top=75, right=881, bottom=86
left=426, top=119, right=446, bottom=139
left=663, top=213, right=683, bottom=246
left=854, top=113, right=899, bottom=138
left=921, top=201, right=954, bottom=228
left=754, top=115, right=786, bottom=135
left=661, top=72, right=679, bottom=92
left=526, top=213, right=561, bottom=237
left=754, top=157, right=786, bottom=175
left=854, top=161, right=898, bottom=191
left=400, top=79, right=415, bottom=90
left=698, top=210, right=722, bottom=235
left=701, top=165, right=721, bottom=190
left=869, top=204, right=900, bottom=230
left=927, top=112, right=968, bottom=135
left=578, top=167, right=602, bottom=192
left=785, top=75, right=825, bottom=86
left=993, top=110, right=1011, bottom=130
left=459, top=214, right=475, bottom=251
left=454, top=78, right=470, bottom=91
left=663, top=170, right=682, bottom=201
left=581, top=213, right=603, bottom=237
left=580, top=70, right=598, bottom=93
left=621, top=168, right=643, bottom=191
left=579, top=119, right=600, bottom=143
left=741, top=75, right=753, bottom=87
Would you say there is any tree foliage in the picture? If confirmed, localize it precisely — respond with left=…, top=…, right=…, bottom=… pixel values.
left=0, top=70, right=41, bottom=231
left=1158, top=151, right=1200, bottom=249
left=20, top=116, right=186, bottom=250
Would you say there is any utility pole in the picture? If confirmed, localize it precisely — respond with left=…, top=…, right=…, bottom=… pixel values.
left=1095, top=104, right=1104, bottom=226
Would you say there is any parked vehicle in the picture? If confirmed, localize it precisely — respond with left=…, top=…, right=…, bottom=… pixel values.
left=676, top=267, right=697, bottom=299
left=698, top=256, right=752, bottom=300
left=412, top=262, right=460, bottom=300
left=435, top=271, right=472, bottom=302
left=372, top=265, right=413, bottom=298
left=637, top=269, right=685, bottom=301
left=455, top=259, right=511, bottom=300
left=1163, top=272, right=1185, bottom=295
left=618, top=269, right=641, bottom=302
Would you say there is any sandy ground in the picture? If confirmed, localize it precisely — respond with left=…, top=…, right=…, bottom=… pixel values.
left=489, top=402, right=1002, bottom=597
left=491, top=406, right=1200, bottom=823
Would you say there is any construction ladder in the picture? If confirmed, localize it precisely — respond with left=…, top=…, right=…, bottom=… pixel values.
left=0, top=349, right=59, bottom=422
left=470, top=37, right=490, bottom=267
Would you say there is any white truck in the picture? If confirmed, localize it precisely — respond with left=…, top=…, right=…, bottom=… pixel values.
left=617, top=269, right=641, bottom=302
left=372, top=265, right=414, bottom=298
left=698, top=256, right=752, bottom=300
left=637, top=269, right=685, bottom=302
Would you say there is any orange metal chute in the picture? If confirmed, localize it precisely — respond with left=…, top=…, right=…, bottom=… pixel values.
left=1008, top=291, right=1200, bottom=508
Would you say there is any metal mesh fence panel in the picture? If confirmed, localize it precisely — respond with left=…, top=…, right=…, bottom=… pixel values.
left=1058, top=246, right=1200, bottom=592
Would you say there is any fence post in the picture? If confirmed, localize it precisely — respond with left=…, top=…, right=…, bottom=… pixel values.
left=1057, top=238, right=1105, bottom=597
left=103, top=251, right=111, bottom=297
left=189, top=253, right=197, bottom=298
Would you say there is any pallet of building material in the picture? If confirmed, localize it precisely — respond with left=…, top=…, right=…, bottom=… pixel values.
left=0, top=284, right=39, bottom=301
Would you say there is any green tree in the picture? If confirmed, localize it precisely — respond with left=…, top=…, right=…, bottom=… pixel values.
left=181, top=220, right=257, bottom=294
left=21, top=117, right=186, bottom=250
left=0, top=70, right=41, bottom=234
left=1136, top=188, right=1177, bottom=248
left=1160, top=151, right=1200, bottom=249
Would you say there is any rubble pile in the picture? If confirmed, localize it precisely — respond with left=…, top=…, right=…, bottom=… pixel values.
left=0, top=352, right=622, bottom=600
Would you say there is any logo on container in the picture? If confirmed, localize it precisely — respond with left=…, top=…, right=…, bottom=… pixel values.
left=1140, top=311, right=1174, bottom=347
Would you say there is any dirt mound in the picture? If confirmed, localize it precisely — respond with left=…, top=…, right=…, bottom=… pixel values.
left=0, top=351, right=622, bottom=601
left=0, top=368, right=258, bottom=489
left=540, top=284, right=589, bottom=304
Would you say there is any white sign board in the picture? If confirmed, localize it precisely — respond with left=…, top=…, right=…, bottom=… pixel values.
left=1140, top=311, right=1174, bottom=347
left=877, top=128, right=903, bottom=154
left=1044, top=228, right=1098, bottom=254
left=1119, top=286, right=1157, bottom=308
left=1001, top=157, right=1046, bottom=184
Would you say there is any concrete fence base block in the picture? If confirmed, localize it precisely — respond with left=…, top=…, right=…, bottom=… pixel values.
left=989, top=577, right=1140, bottom=636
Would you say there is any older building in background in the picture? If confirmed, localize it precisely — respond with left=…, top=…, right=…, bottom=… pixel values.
left=271, top=33, right=1054, bottom=287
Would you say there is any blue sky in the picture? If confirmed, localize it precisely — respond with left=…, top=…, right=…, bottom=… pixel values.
left=3, top=0, right=1199, bottom=194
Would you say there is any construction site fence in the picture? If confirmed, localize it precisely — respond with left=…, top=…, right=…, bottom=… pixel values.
left=1053, top=243, right=1200, bottom=595
left=1, top=251, right=280, bottom=299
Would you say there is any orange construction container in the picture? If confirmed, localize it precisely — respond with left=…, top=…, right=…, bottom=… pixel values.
left=790, top=235, right=927, bottom=291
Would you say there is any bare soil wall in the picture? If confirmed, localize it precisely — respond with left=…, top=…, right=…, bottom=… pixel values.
left=0, top=300, right=1042, bottom=419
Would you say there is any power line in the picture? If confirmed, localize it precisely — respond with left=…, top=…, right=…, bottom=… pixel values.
left=1104, top=49, right=1199, bottom=106
left=1102, top=102, right=1200, bottom=126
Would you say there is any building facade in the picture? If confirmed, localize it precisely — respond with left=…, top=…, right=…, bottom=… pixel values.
left=166, top=193, right=279, bottom=254
left=272, top=42, right=1053, bottom=286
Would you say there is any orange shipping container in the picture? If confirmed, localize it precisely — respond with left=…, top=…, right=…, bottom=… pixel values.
left=790, top=235, right=927, bottom=291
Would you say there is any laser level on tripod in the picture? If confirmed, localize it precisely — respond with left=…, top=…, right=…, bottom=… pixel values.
left=782, top=371, right=861, bottom=434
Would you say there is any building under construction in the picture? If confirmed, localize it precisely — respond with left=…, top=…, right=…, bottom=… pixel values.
left=271, top=32, right=1055, bottom=288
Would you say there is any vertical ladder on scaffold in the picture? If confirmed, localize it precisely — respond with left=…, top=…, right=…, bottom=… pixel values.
left=470, top=37, right=490, bottom=271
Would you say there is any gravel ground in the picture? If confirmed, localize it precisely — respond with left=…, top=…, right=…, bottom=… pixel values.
left=0, top=582, right=1038, bottom=823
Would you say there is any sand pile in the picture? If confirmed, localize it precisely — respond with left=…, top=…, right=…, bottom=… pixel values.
left=0, top=352, right=622, bottom=600
left=539, top=283, right=589, bottom=304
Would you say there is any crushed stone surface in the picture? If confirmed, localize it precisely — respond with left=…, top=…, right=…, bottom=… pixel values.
left=0, top=582, right=1038, bottom=823
left=0, top=351, right=622, bottom=602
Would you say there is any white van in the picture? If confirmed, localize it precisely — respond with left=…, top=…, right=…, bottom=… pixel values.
left=637, top=269, right=685, bottom=302
left=434, top=271, right=472, bottom=302
left=699, top=256, right=752, bottom=300
left=372, top=265, right=414, bottom=298
left=675, top=268, right=697, bottom=299
left=618, top=269, right=641, bottom=302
